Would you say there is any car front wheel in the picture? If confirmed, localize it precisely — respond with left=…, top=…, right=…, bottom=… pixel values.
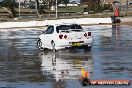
left=37, top=39, right=44, bottom=50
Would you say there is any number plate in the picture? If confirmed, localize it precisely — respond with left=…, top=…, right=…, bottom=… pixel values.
left=72, top=42, right=80, bottom=46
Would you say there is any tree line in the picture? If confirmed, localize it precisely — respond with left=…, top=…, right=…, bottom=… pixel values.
left=0, top=0, right=70, bottom=18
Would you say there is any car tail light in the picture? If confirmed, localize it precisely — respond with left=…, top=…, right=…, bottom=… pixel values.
left=64, top=35, right=67, bottom=39
left=88, top=32, right=91, bottom=36
left=59, top=35, right=63, bottom=39
left=84, top=33, right=87, bottom=37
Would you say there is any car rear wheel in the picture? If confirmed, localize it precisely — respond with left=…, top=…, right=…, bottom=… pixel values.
left=37, top=39, right=44, bottom=50
left=83, top=45, right=92, bottom=51
left=51, top=40, right=56, bottom=52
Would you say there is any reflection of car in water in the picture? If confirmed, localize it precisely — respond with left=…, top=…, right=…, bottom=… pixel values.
left=39, top=51, right=94, bottom=82
left=37, top=23, right=93, bottom=52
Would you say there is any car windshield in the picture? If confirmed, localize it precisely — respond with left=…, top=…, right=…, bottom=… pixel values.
left=56, top=24, right=83, bottom=33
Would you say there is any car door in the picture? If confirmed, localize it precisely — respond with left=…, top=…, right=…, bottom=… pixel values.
left=41, top=26, right=54, bottom=48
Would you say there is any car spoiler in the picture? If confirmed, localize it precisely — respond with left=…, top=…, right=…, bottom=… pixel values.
left=59, top=29, right=83, bottom=33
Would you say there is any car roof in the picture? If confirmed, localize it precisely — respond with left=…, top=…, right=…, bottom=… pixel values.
left=47, top=23, right=79, bottom=26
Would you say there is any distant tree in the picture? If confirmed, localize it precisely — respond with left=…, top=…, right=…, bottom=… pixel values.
left=35, top=0, right=66, bottom=18
left=35, top=0, right=52, bottom=17
left=125, top=0, right=128, bottom=16
left=95, top=3, right=103, bottom=12
left=1, top=0, right=16, bottom=18
left=42, top=0, right=52, bottom=17
left=103, top=3, right=113, bottom=11
left=63, top=0, right=69, bottom=9
left=0, top=0, right=3, bottom=7
left=35, top=0, right=41, bottom=17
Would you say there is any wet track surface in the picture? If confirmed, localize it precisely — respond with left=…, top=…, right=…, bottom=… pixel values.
left=0, top=25, right=132, bottom=88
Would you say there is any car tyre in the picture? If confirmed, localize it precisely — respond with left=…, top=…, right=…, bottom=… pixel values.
left=51, top=40, right=56, bottom=52
left=83, top=45, right=92, bottom=51
left=37, top=39, right=44, bottom=50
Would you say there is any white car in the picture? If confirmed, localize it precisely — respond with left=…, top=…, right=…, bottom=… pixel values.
left=37, top=23, right=93, bottom=52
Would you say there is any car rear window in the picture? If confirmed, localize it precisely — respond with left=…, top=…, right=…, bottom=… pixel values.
left=56, top=24, right=83, bottom=33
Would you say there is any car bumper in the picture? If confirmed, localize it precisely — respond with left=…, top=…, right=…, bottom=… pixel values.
left=55, top=38, right=93, bottom=50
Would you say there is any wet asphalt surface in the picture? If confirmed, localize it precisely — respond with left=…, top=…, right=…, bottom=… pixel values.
left=0, top=25, right=132, bottom=88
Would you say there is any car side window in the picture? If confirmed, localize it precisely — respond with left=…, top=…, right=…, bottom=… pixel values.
left=45, top=26, right=54, bottom=34
left=71, top=24, right=82, bottom=29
